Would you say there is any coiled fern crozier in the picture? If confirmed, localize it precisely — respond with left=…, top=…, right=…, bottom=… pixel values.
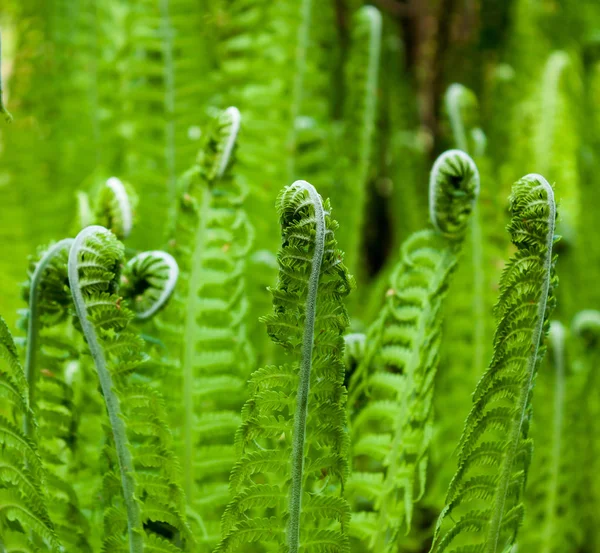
left=156, top=106, right=254, bottom=549
left=217, top=180, right=353, bottom=553
left=430, top=174, right=558, bottom=553
left=346, top=150, right=479, bottom=552
left=68, top=225, right=191, bottom=553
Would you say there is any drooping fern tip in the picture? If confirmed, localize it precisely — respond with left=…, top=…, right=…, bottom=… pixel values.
left=430, top=173, right=557, bottom=553
left=429, top=149, right=480, bottom=239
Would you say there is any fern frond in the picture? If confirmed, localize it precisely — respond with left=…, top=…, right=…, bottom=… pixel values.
left=519, top=321, right=583, bottom=552
left=346, top=150, right=479, bottom=552
left=0, top=316, right=60, bottom=551
left=68, top=225, right=190, bottom=553
left=218, top=180, right=353, bottom=553
left=155, top=106, right=253, bottom=549
left=430, top=174, right=558, bottom=553
left=0, top=29, right=13, bottom=123
left=93, top=177, right=137, bottom=240
left=121, top=251, right=179, bottom=320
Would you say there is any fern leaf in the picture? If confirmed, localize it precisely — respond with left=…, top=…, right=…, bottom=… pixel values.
left=430, top=174, right=558, bottom=553
left=68, top=225, right=191, bottom=552
left=217, top=180, right=353, bottom=553
left=346, top=150, right=479, bottom=552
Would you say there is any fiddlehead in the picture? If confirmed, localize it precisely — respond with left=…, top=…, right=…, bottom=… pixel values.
left=430, top=174, right=558, bottom=553
left=94, top=177, right=136, bottom=240
left=0, top=29, right=13, bottom=123
left=346, top=150, right=479, bottom=552
left=21, top=239, right=94, bottom=551
left=0, top=315, right=60, bottom=551
left=217, top=180, right=353, bottom=553
left=120, top=250, right=179, bottom=320
left=156, top=106, right=254, bottom=550
left=68, top=225, right=190, bottom=553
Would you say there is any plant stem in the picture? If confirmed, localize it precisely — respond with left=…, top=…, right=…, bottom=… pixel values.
left=287, top=181, right=326, bottom=553
left=23, top=238, right=74, bottom=438
left=68, top=226, right=144, bottom=553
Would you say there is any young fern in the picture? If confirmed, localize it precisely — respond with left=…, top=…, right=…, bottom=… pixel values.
left=0, top=29, right=13, bottom=123
left=120, top=251, right=179, bottom=320
left=519, top=321, right=583, bottom=553
left=155, top=106, right=254, bottom=549
left=0, top=315, right=60, bottom=551
left=336, top=6, right=382, bottom=277
left=430, top=174, right=558, bottom=553
left=22, top=239, right=94, bottom=551
left=217, top=180, right=353, bottom=553
left=346, top=150, right=479, bottom=552
left=68, top=225, right=190, bottom=553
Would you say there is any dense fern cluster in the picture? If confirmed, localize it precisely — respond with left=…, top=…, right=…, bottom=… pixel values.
left=2, top=1, right=600, bottom=552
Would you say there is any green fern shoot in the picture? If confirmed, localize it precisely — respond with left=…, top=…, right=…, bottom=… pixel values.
left=430, top=173, right=558, bottom=553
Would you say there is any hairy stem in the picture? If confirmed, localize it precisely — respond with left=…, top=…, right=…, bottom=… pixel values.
left=485, top=177, right=555, bottom=553
left=23, top=238, right=74, bottom=438
left=68, top=226, right=144, bottom=553
left=287, top=181, right=326, bottom=553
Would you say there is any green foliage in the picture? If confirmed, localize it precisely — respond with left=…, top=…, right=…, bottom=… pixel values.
left=217, top=180, right=353, bottom=553
left=3, top=2, right=600, bottom=552
left=430, top=174, right=558, bottom=553
left=346, top=150, right=479, bottom=552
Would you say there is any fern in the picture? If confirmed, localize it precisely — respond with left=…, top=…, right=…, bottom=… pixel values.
left=21, top=238, right=94, bottom=551
left=155, top=106, right=254, bottom=550
left=0, top=28, right=12, bottom=122
left=518, top=320, right=583, bottom=552
left=0, top=315, right=60, bottom=551
left=120, top=250, right=179, bottom=321
left=335, top=5, right=382, bottom=278
left=217, top=180, right=353, bottom=553
left=346, top=150, right=479, bottom=552
left=430, top=173, right=558, bottom=553
left=68, top=225, right=190, bottom=553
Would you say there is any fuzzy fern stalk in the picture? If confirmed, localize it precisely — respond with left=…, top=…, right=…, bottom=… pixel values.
left=22, top=238, right=95, bottom=550
left=68, top=225, right=191, bottom=552
left=430, top=174, right=558, bottom=553
left=519, top=321, right=583, bottom=552
left=0, top=315, right=60, bottom=551
left=217, top=180, right=353, bottom=553
left=337, top=6, right=382, bottom=278
left=156, top=106, right=254, bottom=549
left=570, top=310, right=600, bottom=550
left=346, top=150, right=479, bottom=552
left=0, top=29, right=13, bottom=123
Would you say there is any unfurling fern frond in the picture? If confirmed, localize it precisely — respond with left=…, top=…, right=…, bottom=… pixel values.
left=217, top=180, right=353, bottom=553
left=336, top=5, right=382, bottom=277
left=346, top=150, right=479, bottom=552
left=0, top=30, right=13, bottom=123
left=121, top=251, right=179, bottom=320
left=94, top=177, right=137, bottom=240
left=156, top=106, right=253, bottom=550
left=21, top=238, right=93, bottom=551
left=0, top=315, right=60, bottom=551
left=68, top=225, right=191, bottom=553
left=519, top=321, right=584, bottom=553
left=570, top=309, right=600, bottom=550
left=430, top=174, right=558, bottom=553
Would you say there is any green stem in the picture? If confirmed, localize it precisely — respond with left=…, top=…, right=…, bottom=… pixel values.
left=286, top=0, right=313, bottom=181
left=0, top=29, right=13, bottom=123
left=23, top=238, right=74, bottom=438
left=540, top=322, right=565, bottom=553
left=68, top=226, right=144, bottom=553
left=485, top=177, right=555, bottom=553
left=182, top=186, right=210, bottom=502
left=287, top=181, right=326, bottom=553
